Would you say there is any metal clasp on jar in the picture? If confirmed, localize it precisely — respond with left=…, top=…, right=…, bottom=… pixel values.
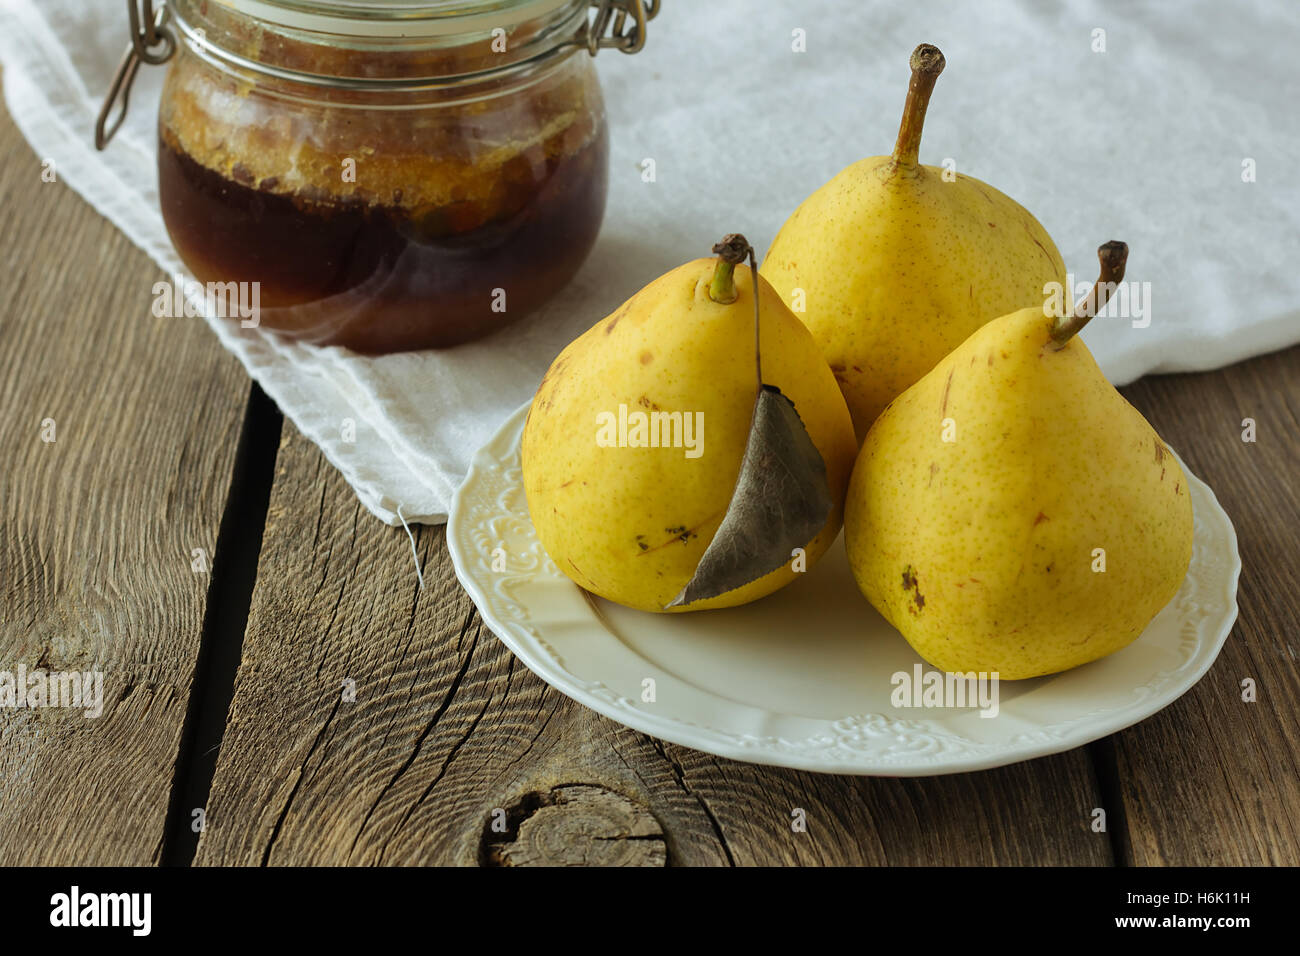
left=96, top=0, right=176, bottom=150
left=581, top=0, right=660, bottom=56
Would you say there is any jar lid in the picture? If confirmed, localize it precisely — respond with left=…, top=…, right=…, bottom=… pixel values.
left=217, top=0, right=578, bottom=39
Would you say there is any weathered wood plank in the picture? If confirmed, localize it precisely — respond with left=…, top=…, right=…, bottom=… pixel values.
left=1111, top=346, right=1300, bottom=865
left=197, top=425, right=1110, bottom=866
left=0, top=87, right=251, bottom=864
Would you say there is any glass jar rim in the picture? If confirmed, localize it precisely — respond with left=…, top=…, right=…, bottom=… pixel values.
left=215, top=0, right=580, bottom=39
left=171, top=0, right=594, bottom=89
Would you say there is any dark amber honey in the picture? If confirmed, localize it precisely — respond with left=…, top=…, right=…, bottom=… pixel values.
left=158, top=126, right=608, bottom=353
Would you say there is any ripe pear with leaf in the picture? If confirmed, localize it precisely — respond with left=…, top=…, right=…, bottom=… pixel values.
left=761, top=43, right=1067, bottom=438
left=523, top=235, right=858, bottom=613
left=845, top=243, right=1194, bottom=679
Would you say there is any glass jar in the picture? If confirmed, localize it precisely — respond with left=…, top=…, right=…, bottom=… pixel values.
left=99, top=0, right=655, bottom=353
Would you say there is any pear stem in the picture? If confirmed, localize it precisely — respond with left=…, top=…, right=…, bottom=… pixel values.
left=891, top=44, right=945, bottom=168
left=708, top=233, right=750, bottom=305
left=1049, top=241, right=1129, bottom=347
left=707, top=233, right=763, bottom=386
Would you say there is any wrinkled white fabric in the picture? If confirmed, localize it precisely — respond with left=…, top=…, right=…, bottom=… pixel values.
left=1, top=0, right=1296, bottom=524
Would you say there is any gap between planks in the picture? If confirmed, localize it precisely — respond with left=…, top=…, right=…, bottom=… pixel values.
left=159, top=384, right=283, bottom=865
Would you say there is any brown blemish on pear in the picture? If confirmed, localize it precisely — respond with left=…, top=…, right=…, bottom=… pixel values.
left=635, top=511, right=723, bottom=555
left=604, top=303, right=630, bottom=334
left=566, top=558, right=598, bottom=590
left=1024, top=224, right=1054, bottom=267
left=901, top=564, right=926, bottom=614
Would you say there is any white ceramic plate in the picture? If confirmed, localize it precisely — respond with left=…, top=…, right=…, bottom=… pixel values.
left=447, top=402, right=1241, bottom=776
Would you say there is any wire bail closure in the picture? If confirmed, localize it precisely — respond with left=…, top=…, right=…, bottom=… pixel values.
left=582, top=0, right=658, bottom=55
left=96, top=0, right=177, bottom=150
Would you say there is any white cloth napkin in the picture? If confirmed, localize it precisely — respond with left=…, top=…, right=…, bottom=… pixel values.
left=2, top=0, right=1296, bottom=525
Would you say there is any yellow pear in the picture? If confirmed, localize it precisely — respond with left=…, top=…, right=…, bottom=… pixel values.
left=523, top=237, right=858, bottom=613
left=761, top=43, right=1067, bottom=439
left=845, top=244, right=1194, bottom=679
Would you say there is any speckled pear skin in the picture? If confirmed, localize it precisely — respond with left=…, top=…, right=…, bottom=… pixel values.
left=761, top=161, right=1067, bottom=440
left=844, top=306, right=1195, bottom=679
left=522, top=261, right=858, bottom=613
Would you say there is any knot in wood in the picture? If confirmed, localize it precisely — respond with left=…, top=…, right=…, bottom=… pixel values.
left=482, top=785, right=666, bottom=867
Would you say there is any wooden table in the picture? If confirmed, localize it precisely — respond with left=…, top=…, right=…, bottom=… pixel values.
left=2, top=87, right=1297, bottom=868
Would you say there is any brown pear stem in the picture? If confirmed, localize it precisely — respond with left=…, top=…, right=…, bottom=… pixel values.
left=708, top=233, right=750, bottom=304
left=708, top=233, right=763, bottom=385
left=1049, top=241, right=1129, bottom=347
left=891, top=44, right=945, bottom=168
